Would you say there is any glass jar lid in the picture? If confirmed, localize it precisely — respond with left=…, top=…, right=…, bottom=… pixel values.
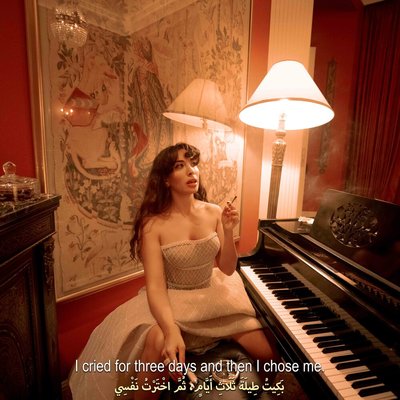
left=0, top=161, right=40, bottom=202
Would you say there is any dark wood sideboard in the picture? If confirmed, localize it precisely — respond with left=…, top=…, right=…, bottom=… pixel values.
left=0, top=195, right=61, bottom=399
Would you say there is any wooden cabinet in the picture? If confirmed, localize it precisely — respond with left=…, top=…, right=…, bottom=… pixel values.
left=0, top=195, right=61, bottom=399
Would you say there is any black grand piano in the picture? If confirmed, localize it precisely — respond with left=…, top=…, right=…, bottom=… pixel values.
left=239, top=189, right=400, bottom=400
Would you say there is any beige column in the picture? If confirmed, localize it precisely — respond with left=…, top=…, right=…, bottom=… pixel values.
left=259, top=0, right=314, bottom=218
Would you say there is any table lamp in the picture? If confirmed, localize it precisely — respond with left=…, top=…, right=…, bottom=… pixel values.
left=163, top=78, right=231, bottom=131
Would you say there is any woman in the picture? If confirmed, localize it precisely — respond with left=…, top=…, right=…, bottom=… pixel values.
left=69, top=143, right=277, bottom=399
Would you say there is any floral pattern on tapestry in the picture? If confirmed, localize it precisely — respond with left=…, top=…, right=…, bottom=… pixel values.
left=40, top=0, right=250, bottom=299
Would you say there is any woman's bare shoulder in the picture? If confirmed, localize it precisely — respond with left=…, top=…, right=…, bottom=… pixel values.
left=142, top=214, right=166, bottom=238
left=201, top=201, right=222, bottom=216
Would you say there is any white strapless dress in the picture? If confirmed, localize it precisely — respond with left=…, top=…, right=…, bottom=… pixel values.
left=69, top=232, right=262, bottom=399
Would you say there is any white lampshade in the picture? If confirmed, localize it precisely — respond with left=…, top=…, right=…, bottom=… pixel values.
left=239, top=60, right=334, bottom=130
left=163, top=78, right=231, bottom=131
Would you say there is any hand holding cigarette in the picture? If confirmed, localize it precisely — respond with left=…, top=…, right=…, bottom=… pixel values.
left=222, top=195, right=239, bottom=230
left=228, top=195, right=237, bottom=205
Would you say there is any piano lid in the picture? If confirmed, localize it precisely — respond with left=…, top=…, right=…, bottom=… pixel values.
left=260, top=190, right=400, bottom=321
left=308, top=189, right=400, bottom=290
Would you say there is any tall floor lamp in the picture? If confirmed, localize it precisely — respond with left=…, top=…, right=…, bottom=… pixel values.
left=239, top=60, right=334, bottom=218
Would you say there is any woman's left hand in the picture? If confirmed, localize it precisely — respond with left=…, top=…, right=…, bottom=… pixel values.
left=221, top=201, right=239, bottom=231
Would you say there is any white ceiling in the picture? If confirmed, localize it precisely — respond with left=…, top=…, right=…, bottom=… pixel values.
left=43, top=0, right=386, bottom=36
left=41, top=0, right=197, bottom=35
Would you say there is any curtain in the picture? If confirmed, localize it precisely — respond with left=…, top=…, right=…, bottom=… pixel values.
left=346, top=0, right=400, bottom=204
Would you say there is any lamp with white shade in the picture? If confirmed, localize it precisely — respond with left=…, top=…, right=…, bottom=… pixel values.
left=163, top=78, right=231, bottom=132
left=239, top=60, right=334, bottom=218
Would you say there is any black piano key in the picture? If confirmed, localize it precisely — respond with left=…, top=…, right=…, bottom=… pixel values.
left=274, top=271, right=296, bottom=277
left=334, top=328, right=359, bottom=335
left=291, top=306, right=333, bottom=318
left=254, top=268, right=290, bottom=276
left=255, top=271, right=277, bottom=276
left=267, top=281, right=304, bottom=289
left=349, top=347, right=382, bottom=357
left=302, top=319, right=345, bottom=330
left=273, top=292, right=299, bottom=300
left=322, top=344, right=348, bottom=353
left=352, top=377, right=384, bottom=389
left=330, top=354, right=356, bottom=363
left=296, top=315, right=321, bottom=323
left=259, top=274, right=296, bottom=283
left=314, top=335, right=340, bottom=343
left=282, top=296, right=323, bottom=306
left=299, top=303, right=326, bottom=310
left=317, top=336, right=371, bottom=349
left=253, top=266, right=287, bottom=273
left=359, top=384, right=392, bottom=397
left=302, top=322, right=328, bottom=330
left=291, top=309, right=313, bottom=317
left=258, top=274, right=279, bottom=282
left=273, top=289, right=316, bottom=300
left=251, top=263, right=284, bottom=268
left=313, top=329, right=357, bottom=343
left=282, top=298, right=322, bottom=308
left=306, top=324, right=348, bottom=335
left=291, top=304, right=335, bottom=313
left=332, top=329, right=365, bottom=339
left=323, top=344, right=372, bottom=354
left=336, top=355, right=390, bottom=371
left=296, top=313, right=339, bottom=323
left=337, top=360, right=367, bottom=370
left=330, top=348, right=381, bottom=363
left=346, top=371, right=376, bottom=381
left=305, top=325, right=336, bottom=334
left=318, top=339, right=345, bottom=348
left=291, top=287, right=314, bottom=295
left=364, top=365, right=400, bottom=384
left=283, top=288, right=315, bottom=298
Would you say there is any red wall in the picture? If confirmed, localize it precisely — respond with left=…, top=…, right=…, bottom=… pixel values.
left=303, top=5, right=363, bottom=210
left=57, top=277, right=145, bottom=378
left=0, top=1, right=36, bottom=178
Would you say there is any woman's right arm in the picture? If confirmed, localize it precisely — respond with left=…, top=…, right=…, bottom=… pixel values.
left=141, top=221, right=186, bottom=367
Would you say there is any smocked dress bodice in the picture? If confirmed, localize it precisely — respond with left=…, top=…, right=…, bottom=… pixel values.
left=161, top=232, right=220, bottom=290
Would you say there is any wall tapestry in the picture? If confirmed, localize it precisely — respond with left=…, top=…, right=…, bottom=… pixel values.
left=37, top=0, right=251, bottom=300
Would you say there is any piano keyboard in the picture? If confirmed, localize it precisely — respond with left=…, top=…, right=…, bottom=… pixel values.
left=240, top=263, right=400, bottom=400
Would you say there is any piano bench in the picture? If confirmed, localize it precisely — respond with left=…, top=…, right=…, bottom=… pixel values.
left=160, top=340, right=272, bottom=399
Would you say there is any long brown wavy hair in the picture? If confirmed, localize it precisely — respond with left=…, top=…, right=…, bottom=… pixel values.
left=130, top=143, right=208, bottom=260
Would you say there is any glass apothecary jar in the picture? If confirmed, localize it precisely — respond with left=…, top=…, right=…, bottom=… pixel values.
left=0, top=162, right=40, bottom=202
